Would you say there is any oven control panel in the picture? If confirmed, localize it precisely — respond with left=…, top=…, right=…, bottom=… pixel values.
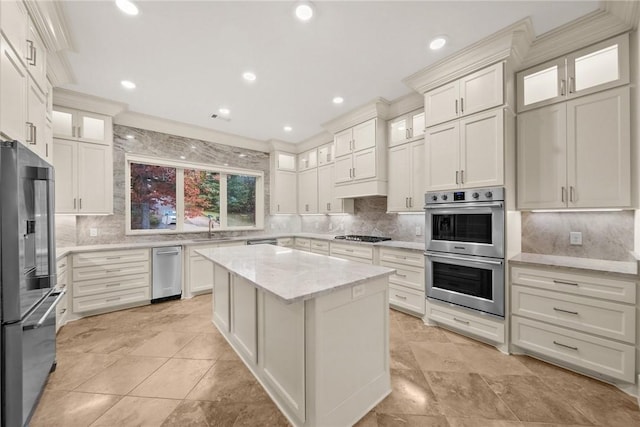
left=425, top=187, right=504, bottom=205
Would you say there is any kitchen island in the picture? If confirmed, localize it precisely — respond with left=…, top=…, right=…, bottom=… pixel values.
left=197, top=244, right=395, bottom=427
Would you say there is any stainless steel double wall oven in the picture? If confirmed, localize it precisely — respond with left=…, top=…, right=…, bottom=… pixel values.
left=424, top=187, right=505, bottom=317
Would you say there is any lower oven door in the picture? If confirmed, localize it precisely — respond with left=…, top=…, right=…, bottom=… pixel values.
left=3, top=289, right=65, bottom=426
left=425, top=252, right=504, bottom=317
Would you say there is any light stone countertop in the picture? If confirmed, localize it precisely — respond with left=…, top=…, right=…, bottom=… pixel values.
left=197, top=244, right=396, bottom=303
left=509, top=253, right=639, bottom=277
left=55, top=233, right=425, bottom=260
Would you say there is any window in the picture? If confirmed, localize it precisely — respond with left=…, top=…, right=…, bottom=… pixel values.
left=126, top=155, right=264, bottom=234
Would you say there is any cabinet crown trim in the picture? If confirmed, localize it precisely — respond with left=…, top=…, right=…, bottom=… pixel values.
left=54, top=88, right=126, bottom=117
left=403, top=18, right=533, bottom=94
left=322, top=98, right=390, bottom=134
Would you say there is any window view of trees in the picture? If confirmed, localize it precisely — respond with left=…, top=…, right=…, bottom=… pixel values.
left=128, top=159, right=262, bottom=233
left=184, top=170, right=220, bottom=231
left=227, top=174, right=256, bottom=227
left=130, top=164, right=177, bottom=230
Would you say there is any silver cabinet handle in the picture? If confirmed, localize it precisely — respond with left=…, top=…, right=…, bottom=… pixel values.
left=553, top=307, right=579, bottom=315
left=405, top=197, right=409, bottom=208
left=455, top=170, right=459, bottom=184
left=327, top=202, right=331, bottom=211
left=405, top=128, right=410, bottom=139
left=352, top=168, right=356, bottom=178
left=106, top=297, right=121, bottom=302
left=460, top=170, right=464, bottom=184
left=26, top=122, right=35, bottom=143
left=277, top=204, right=280, bottom=212
left=395, top=294, right=407, bottom=300
left=553, top=341, right=578, bottom=351
left=79, top=198, right=82, bottom=210
left=106, top=256, right=121, bottom=260
left=455, top=99, right=458, bottom=115
left=553, top=279, right=579, bottom=286
left=26, top=40, right=36, bottom=65
left=453, top=317, right=469, bottom=325
left=395, top=273, right=407, bottom=278
left=106, top=283, right=121, bottom=287
left=460, top=97, right=464, bottom=113
left=305, top=204, right=309, bottom=212
left=106, top=269, right=120, bottom=273
left=561, top=186, right=566, bottom=203
left=560, top=79, right=566, bottom=96
left=569, top=77, right=575, bottom=94
left=569, top=186, right=576, bottom=203
left=78, top=126, right=82, bottom=138
left=72, top=126, right=76, bottom=138
left=345, top=249, right=354, bottom=252
left=409, top=197, right=412, bottom=207
left=73, top=198, right=77, bottom=209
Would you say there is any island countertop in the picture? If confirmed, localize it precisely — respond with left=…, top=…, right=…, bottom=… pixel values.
left=197, top=244, right=395, bottom=303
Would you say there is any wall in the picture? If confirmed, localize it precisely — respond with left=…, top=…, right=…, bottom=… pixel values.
left=56, top=124, right=300, bottom=247
left=300, top=197, right=425, bottom=242
left=521, top=211, right=635, bottom=261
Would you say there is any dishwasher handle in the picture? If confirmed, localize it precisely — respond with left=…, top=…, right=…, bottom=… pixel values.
left=155, top=250, right=180, bottom=256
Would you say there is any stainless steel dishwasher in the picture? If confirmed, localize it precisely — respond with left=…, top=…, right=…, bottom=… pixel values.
left=152, top=246, right=182, bottom=303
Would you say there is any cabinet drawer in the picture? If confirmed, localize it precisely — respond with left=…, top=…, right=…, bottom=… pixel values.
left=73, top=261, right=150, bottom=282
left=330, top=243, right=373, bottom=261
left=512, top=285, right=635, bottom=343
left=57, top=269, right=68, bottom=291
left=73, top=286, right=150, bottom=314
left=389, top=285, right=425, bottom=315
left=511, top=266, right=636, bottom=304
left=512, top=317, right=635, bottom=382
left=379, top=248, right=424, bottom=268
left=427, top=300, right=505, bottom=344
left=294, top=238, right=311, bottom=251
left=381, top=261, right=424, bottom=291
left=73, top=249, right=150, bottom=268
left=277, top=238, right=293, bottom=247
left=74, top=273, right=150, bottom=298
left=56, top=257, right=68, bottom=274
left=310, top=240, right=329, bottom=254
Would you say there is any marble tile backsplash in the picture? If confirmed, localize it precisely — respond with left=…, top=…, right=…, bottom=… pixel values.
left=300, top=197, right=426, bottom=242
left=521, top=211, right=634, bottom=261
left=61, top=124, right=300, bottom=247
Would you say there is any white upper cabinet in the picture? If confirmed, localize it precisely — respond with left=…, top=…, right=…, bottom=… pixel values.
left=26, top=77, right=49, bottom=161
left=517, top=34, right=629, bottom=112
left=52, top=107, right=113, bottom=145
left=425, top=108, right=504, bottom=191
left=298, top=168, right=318, bottom=214
left=26, top=18, right=46, bottom=92
left=0, top=35, right=27, bottom=142
left=388, top=109, right=425, bottom=148
left=317, top=164, right=353, bottom=214
left=333, top=118, right=378, bottom=184
left=425, top=62, right=504, bottom=127
left=387, top=140, right=425, bottom=212
left=517, top=87, right=630, bottom=209
left=0, top=0, right=28, bottom=66
left=298, top=148, right=317, bottom=171
left=317, top=142, right=334, bottom=166
left=276, top=151, right=296, bottom=171
left=272, top=170, right=297, bottom=214
left=352, top=119, right=376, bottom=152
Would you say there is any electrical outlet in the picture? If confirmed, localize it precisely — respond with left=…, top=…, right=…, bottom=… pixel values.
left=352, top=284, right=365, bottom=299
left=570, top=231, right=582, bottom=245
left=415, top=226, right=422, bottom=236
left=89, top=228, right=98, bottom=237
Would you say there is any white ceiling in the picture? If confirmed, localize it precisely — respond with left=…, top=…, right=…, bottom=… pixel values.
left=59, top=0, right=600, bottom=143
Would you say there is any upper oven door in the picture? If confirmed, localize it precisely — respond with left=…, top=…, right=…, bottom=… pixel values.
left=425, top=201, right=504, bottom=258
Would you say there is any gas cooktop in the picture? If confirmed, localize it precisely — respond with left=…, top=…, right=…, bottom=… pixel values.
left=334, top=235, right=392, bottom=243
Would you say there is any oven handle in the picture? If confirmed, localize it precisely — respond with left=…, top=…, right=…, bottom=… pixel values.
left=425, top=251, right=503, bottom=266
left=424, top=201, right=503, bottom=209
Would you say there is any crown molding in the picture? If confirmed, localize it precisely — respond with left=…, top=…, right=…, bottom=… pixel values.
left=267, top=139, right=298, bottom=153
left=296, top=131, right=333, bottom=153
left=387, top=92, right=424, bottom=119
left=321, top=97, right=391, bottom=134
left=53, top=88, right=127, bottom=116
left=403, top=18, right=534, bottom=94
left=519, top=3, right=638, bottom=70
left=116, top=111, right=269, bottom=153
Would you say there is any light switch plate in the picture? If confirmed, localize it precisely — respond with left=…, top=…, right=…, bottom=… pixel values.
left=570, top=231, right=582, bottom=245
left=89, top=228, right=98, bottom=237
left=415, top=226, right=422, bottom=236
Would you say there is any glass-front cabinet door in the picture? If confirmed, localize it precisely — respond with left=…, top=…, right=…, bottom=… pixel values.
left=517, top=33, right=629, bottom=113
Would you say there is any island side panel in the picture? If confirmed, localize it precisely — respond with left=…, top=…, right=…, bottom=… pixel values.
left=212, top=264, right=230, bottom=332
left=230, top=275, right=258, bottom=364
left=305, top=276, right=391, bottom=427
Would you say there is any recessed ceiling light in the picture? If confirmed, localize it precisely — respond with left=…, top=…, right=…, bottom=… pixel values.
left=219, top=108, right=230, bottom=115
left=191, top=145, right=196, bottom=149
left=125, top=134, right=134, bottom=139
left=242, top=72, right=256, bottom=82
left=224, top=163, right=229, bottom=166
left=180, top=155, right=186, bottom=160
left=121, top=80, right=136, bottom=89
left=429, top=36, right=447, bottom=50
left=295, top=2, right=314, bottom=21
left=239, top=153, right=247, bottom=158
left=284, top=126, right=292, bottom=132
left=115, top=0, right=139, bottom=15
left=332, top=96, right=344, bottom=104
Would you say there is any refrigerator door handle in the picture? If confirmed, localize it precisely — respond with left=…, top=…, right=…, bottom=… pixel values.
left=21, top=288, right=57, bottom=322
left=31, top=289, right=66, bottom=329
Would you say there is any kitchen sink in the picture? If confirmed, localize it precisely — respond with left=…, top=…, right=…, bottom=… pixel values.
left=190, top=237, right=235, bottom=242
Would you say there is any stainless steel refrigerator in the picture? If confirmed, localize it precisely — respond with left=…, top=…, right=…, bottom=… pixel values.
left=1, top=140, right=64, bottom=427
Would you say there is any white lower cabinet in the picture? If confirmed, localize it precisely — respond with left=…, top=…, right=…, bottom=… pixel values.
left=387, top=140, right=425, bottom=212
left=294, top=238, right=311, bottom=252
left=186, top=241, right=244, bottom=297
left=71, top=249, right=151, bottom=315
left=510, top=265, right=637, bottom=382
left=310, top=239, right=329, bottom=255
left=330, top=242, right=373, bottom=264
left=379, top=247, right=425, bottom=315
left=298, top=169, right=318, bottom=214
left=277, top=237, right=293, bottom=248
left=426, top=299, right=506, bottom=344
left=231, top=275, right=258, bottom=363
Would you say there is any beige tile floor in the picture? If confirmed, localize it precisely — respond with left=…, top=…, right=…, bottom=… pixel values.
left=30, top=294, right=640, bottom=427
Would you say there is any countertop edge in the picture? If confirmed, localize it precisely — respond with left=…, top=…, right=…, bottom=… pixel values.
left=509, top=253, right=639, bottom=277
